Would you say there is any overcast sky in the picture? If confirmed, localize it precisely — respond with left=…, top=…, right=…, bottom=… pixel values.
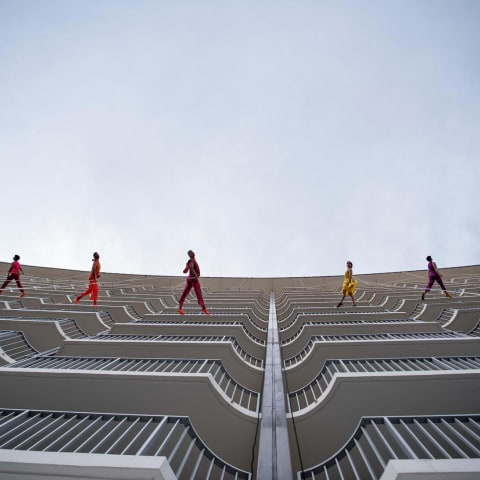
left=0, top=0, right=479, bottom=277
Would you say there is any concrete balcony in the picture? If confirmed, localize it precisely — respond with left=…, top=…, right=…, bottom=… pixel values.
left=142, top=312, right=267, bottom=335
left=2, top=299, right=137, bottom=324
left=281, top=322, right=445, bottom=359
left=161, top=306, right=268, bottom=324
left=288, top=356, right=480, bottom=414
left=0, top=367, right=258, bottom=472
left=282, top=306, right=409, bottom=325
left=57, top=336, right=264, bottom=391
left=296, top=414, right=480, bottom=480
left=284, top=333, right=480, bottom=391
left=0, top=308, right=111, bottom=333
left=0, top=408, right=251, bottom=479
left=286, top=372, right=480, bottom=471
left=9, top=355, right=261, bottom=413
left=108, top=322, right=266, bottom=357
left=278, top=306, right=399, bottom=325
left=0, top=330, right=38, bottom=365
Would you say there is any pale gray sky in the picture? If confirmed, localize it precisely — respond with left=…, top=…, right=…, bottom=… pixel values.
left=0, top=0, right=479, bottom=277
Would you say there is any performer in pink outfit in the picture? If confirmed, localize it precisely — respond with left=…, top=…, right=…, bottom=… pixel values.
left=0, top=255, right=26, bottom=297
left=178, top=250, right=209, bottom=315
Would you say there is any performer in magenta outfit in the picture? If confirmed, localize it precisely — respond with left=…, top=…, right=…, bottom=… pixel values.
left=421, top=256, right=452, bottom=300
left=0, top=255, right=26, bottom=297
left=178, top=250, right=209, bottom=315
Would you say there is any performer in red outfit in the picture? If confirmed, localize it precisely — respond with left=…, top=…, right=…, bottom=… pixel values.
left=0, top=255, right=26, bottom=297
left=74, top=252, right=101, bottom=305
left=178, top=250, right=209, bottom=315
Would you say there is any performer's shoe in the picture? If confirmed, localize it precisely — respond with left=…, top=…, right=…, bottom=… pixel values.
left=444, top=291, right=452, bottom=298
left=336, top=302, right=343, bottom=308
left=421, top=293, right=425, bottom=300
left=73, top=296, right=80, bottom=304
left=177, top=308, right=185, bottom=315
left=19, top=292, right=26, bottom=297
left=201, top=307, right=210, bottom=315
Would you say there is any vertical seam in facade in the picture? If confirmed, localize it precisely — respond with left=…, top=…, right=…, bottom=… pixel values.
left=257, top=292, right=293, bottom=479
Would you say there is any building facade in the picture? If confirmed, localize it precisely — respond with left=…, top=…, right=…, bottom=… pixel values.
left=0, top=262, right=479, bottom=479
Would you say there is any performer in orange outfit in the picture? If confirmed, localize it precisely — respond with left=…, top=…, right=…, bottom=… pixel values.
left=0, top=255, right=26, bottom=297
left=178, top=250, right=209, bottom=315
left=74, top=252, right=101, bottom=305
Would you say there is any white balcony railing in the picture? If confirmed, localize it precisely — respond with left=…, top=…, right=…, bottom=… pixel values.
left=299, top=414, right=480, bottom=479
left=0, top=330, right=38, bottom=361
left=0, top=407, right=251, bottom=479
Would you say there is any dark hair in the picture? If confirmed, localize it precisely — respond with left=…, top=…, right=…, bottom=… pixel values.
left=188, top=250, right=195, bottom=257
left=426, top=256, right=432, bottom=262
left=93, top=252, right=100, bottom=259
left=347, top=260, right=353, bottom=267
left=13, top=255, right=20, bottom=261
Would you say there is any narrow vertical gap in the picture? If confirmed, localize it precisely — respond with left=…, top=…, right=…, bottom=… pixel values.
left=257, top=292, right=293, bottom=479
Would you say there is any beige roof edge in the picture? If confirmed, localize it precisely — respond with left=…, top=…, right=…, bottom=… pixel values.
left=1, top=261, right=479, bottom=280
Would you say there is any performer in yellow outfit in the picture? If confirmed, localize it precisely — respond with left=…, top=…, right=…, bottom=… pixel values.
left=337, top=261, right=357, bottom=307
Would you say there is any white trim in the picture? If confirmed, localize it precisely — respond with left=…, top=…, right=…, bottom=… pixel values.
left=412, top=303, right=427, bottom=319
left=442, top=309, right=459, bottom=329
left=0, top=449, right=176, bottom=480
left=380, top=458, right=480, bottom=480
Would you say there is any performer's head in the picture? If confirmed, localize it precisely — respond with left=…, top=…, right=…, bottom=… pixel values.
left=347, top=261, right=353, bottom=268
left=187, top=250, right=195, bottom=259
left=93, top=252, right=100, bottom=260
left=13, top=255, right=20, bottom=261
left=426, top=255, right=432, bottom=262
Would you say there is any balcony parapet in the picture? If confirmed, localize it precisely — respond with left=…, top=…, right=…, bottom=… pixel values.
left=280, top=321, right=442, bottom=357
left=113, top=321, right=267, bottom=348
left=141, top=312, right=268, bottom=334
left=88, top=334, right=264, bottom=368
left=288, top=356, right=480, bottom=414
left=284, top=332, right=469, bottom=369
left=0, top=330, right=38, bottom=364
left=0, top=408, right=251, bottom=479
left=283, top=335, right=480, bottom=391
left=57, top=337, right=264, bottom=390
left=297, top=415, right=480, bottom=480
left=7, top=355, right=261, bottom=413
